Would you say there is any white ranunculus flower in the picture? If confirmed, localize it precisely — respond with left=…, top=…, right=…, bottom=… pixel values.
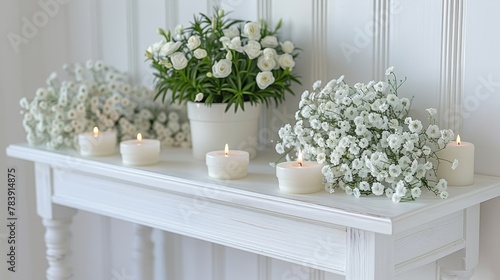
left=223, top=26, right=239, bottom=38
left=278, top=54, right=295, bottom=70
left=160, top=41, right=182, bottom=57
left=228, top=37, right=244, bottom=53
left=187, top=35, right=201, bottom=50
left=263, top=47, right=277, bottom=60
left=219, top=36, right=230, bottom=49
left=193, top=48, right=207, bottom=59
left=260, top=35, right=278, bottom=48
left=280, top=40, right=295, bottom=54
left=212, top=59, right=232, bottom=78
left=243, top=21, right=261, bottom=40
left=170, top=52, right=188, bottom=70
left=147, top=40, right=164, bottom=55
left=256, top=71, right=275, bottom=89
left=244, top=40, right=262, bottom=59
left=257, top=56, right=276, bottom=71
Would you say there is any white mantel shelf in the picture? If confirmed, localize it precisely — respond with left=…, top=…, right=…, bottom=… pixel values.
left=7, top=143, right=500, bottom=280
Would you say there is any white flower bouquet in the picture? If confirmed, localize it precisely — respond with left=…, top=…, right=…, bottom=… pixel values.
left=20, top=61, right=190, bottom=150
left=275, top=67, right=456, bottom=202
left=145, top=7, right=301, bottom=112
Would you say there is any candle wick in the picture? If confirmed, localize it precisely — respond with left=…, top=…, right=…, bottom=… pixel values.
left=298, top=162, right=303, bottom=167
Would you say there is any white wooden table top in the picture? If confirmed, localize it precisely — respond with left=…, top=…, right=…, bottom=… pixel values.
left=7, top=143, right=500, bottom=235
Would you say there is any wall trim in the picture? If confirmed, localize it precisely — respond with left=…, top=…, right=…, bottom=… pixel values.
left=439, top=0, right=466, bottom=134
left=310, top=268, right=326, bottom=280
left=207, top=0, right=221, bottom=14
left=212, top=244, right=225, bottom=280
left=165, top=0, right=179, bottom=28
left=126, top=0, right=140, bottom=84
left=258, top=255, right=271, bottom=280
left=257, top=0, right=272, bottom=23
left=89, top=0, right=102, bottom=59
left=312, top=0, right=328, bottom=82
left=373, top=0, right=390, bottom=80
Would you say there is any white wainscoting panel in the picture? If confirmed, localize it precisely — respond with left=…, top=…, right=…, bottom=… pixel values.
left=389, top=0, right=443, bottom=121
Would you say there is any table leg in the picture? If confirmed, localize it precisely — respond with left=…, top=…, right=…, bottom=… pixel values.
left=132, top=224, right=154, bottom=280
left=42, top=209, right=77, bottom=280
left=35, top=163, right=77, bottom=280
left=346, top=228, right=394, bottom=280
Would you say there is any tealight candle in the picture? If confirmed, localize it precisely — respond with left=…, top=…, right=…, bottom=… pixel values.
left=206, top=144, right=249, bottom=180
left=78, top=127, right=117, bottom=156
left=120, top=133, right=161, bottom=166
left=436, top=135, right=475, bottom=186
left=276, top=151, right=324, bottom=194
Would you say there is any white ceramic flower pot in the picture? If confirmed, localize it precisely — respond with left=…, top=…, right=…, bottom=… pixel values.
left=187, top=102, right=261, bottom=160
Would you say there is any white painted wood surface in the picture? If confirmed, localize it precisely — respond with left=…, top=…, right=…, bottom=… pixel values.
left=7, top=144, right=500, bottom=279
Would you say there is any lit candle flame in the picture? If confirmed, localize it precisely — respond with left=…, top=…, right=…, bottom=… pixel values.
left=224, top=144, right=229, bottom=156
left=137, top=133, right=143, bottom=142
left=93, top=126, right=99, bottom=138
left=456, top=134, right=461, bottom=145
left=297, top=149, right=303, bottom=167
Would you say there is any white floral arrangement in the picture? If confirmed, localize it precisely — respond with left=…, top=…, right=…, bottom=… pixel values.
left=275, top=67, right=457, bottom=202
left=20, top=61, right=190, bottom=150
left=145, top=7, right=301, bottom=112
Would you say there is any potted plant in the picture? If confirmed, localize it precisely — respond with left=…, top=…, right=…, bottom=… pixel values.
left=145, top=8, right=301, bottom=159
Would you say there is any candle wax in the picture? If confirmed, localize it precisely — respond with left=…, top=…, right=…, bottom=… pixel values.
left=276, top=161, right=324, bottom=194
left=78, top=130, right=117, bottom=157
left=436, top=140, right=474, bottom=186
left=120, top=139, right=161, bottom=166
left=206, top=150, right=249, bottom=180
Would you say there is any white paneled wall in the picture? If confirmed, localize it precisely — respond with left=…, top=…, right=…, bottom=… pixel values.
left=1, top=0, right=500, bottom=280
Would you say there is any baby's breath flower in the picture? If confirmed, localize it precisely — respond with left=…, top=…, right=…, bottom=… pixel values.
left=275, top=69, right=455, bottom=203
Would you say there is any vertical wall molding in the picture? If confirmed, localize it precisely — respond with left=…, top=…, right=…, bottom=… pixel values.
left=126, top=0, right=140, bottom=84
left=312, top=0, right=328, bottom=82
left=373, top=0, right=390, bottom=80
left=165, top=0, right=179, bottom=28
left=309, top=268, right=326, bottom=280
left=257, top=0, right=272, bottom=23
left=211, top=244, right=225, bottom=280
left=89, top=0, right=102, bottom=59
left=100, top=217, right=111, bottom=280
left=257, top=255, right=271, bottom=280
left=207, top=0, right=221, bottom=14
left=439, top=0, right=465, bottom=134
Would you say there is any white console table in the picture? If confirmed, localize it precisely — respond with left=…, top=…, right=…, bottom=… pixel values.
left=6, top=143, right=500, bottom=280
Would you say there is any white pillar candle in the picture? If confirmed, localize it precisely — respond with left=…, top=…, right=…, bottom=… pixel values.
left=120, top=133, right=161, bottom=166
left=78, top=127, right=117, bottom=157
left=436, top=135, right=475, bottom=186
left=206, top=144, right=249, bottom=180
left=276, top=151, right=324, bottom=194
